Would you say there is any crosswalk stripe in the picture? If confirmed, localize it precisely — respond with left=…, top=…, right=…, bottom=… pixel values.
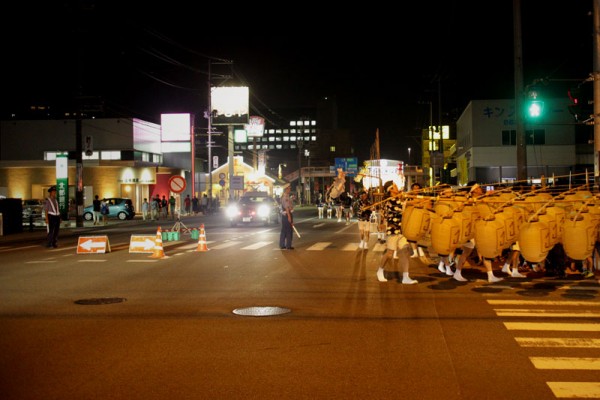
left=307, top=242, right=332, bottom=251
left=530, top=357, right=600, bottom=370
left=241, top=241, right=272, bottom=250
left=342, top=243, right=359, bottom=251
left=489, top=300, right=600, bottom=306
left=495, top=309, right=600, bottom=318
left=504, top=322, right=600, bottom=331
left=515, top=337, right=600, bottom=348
left=547, top=382, right=600, bottom=398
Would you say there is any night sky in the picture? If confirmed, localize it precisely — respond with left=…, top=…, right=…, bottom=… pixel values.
left=2, top=1, right=594, bottom=163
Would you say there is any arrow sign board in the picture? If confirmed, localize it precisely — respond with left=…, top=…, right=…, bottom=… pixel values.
left=168, top=175, right=187, bottom=193
left=77, top=236, right=111, bottom=254
left=129, top=235, right=157, bottom=253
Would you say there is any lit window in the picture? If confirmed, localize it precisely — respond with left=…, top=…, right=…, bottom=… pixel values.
left=290, top=121, right=296, bottom=126
left=283, top=136, right=289, bottom=141
left=304, top=121, right=310, bottom=126
left=311, top=136, right=316, bottom=141
left=269, top=137, right=275, bottom=141
left=276, top=144, right=282, bottom=149
left=330, top=146, right=336, bottom=152
left=290, top=136, right=296, bottom=141
left=296, top=120, right=302, bottom=126
left=283, top=129, right=289, bottom=134
left=275, top=129, right=281, bottom=134
left=101, top=151, right=121, bottom=160
left=311, top=121, right=316, bottom=126
left=83, top=151, right=99, bottom=160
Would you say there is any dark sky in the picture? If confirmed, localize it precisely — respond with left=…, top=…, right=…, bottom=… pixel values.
left=2, top=1, right=594, bottom=162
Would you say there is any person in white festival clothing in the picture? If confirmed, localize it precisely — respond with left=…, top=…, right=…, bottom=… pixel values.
left=355, top=190, right=372, bottom=250
left=376, top=181, right=417, bottom=284
left=452, top=182, right=504, bottom=283
left=279, top=186, right=294, bottom=250
left=44, top=186, right=61, bottom=248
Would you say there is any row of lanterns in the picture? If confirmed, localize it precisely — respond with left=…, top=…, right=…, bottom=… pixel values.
left=401, top=189, right=599, bottom=263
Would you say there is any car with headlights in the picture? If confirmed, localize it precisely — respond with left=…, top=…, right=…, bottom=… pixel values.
left=225, top=192, right=280, bottom=227
left=82, top=197, right=135, bottom=221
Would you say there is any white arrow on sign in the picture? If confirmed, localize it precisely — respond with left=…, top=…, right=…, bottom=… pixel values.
left=142, top=239, right=155, bottom=250
left=80, top=239, right=106, bottom=251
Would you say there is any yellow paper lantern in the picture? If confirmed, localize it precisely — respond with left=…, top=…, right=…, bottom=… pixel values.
left=518, top=219, right=551, bottom=263
left=402, top=205, right=431, bottom=242
left=562, top=209, right=598, bottom=260
left=431, top=213, right=461, bottom=256
left=474, top=215, right=506, bottom=259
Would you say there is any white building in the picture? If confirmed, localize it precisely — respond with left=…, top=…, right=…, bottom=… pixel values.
left=454, top=97, right=589, bottom=185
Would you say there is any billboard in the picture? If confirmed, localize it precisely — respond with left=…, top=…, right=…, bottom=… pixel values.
left=211, top=87, right=249, bottom=125
left=246, top=116, right=265, bottom=137
left=161, top=113, right=191, bottom=142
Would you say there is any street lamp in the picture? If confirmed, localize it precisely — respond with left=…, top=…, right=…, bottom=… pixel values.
left=408, top=147, right=411, bottom=165
left=297, top=138, right=304, bottom=204
left=304, top=148, right=311, bottom=204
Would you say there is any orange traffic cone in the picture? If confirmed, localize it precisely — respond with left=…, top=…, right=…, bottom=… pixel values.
left=149, top=226, right=168, bottom=259
left=196, top=223, right=209, bottom=252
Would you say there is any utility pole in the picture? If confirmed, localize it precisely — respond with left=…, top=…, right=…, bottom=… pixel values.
left=74, top=3, right=84, bottom=228
left=437, top=77, right=444, bottom=182
left=514, top=0, right=527, bottom=182
left=207, top=60, right=213, bottom=208
left=593, top=0, right=600, bottom=186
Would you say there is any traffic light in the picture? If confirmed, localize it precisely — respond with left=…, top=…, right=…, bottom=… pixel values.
left=527, top=100, right=544, bottom=118
left=525, top=88, right=544, bottom=120
left=568, top=81, right=593, bottom=123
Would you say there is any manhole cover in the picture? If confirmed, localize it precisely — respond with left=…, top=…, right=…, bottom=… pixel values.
left=74, top=297, right=127, bottom=305
left=232, top=306, right=291, bottom=316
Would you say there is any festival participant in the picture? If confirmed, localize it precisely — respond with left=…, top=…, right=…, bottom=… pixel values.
left=355, top=190, right=372, bottom=250
left=376, top=181, right=417, bottom=284
left=453, top=182, right=503, bottom=283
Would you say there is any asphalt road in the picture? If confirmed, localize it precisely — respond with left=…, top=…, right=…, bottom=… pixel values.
left=1, top=207, right=599, bottom=399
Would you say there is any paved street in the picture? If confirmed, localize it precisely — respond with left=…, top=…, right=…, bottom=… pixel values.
left=1, top=207, right=599, bottom=399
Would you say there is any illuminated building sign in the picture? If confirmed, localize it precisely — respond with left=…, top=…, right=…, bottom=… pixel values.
left=161, top=113, right=192, bottom=142
left=211, top=87, right=249, bottom=125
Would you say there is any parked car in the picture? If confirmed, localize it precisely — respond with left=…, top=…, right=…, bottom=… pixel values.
left=83, top=198, right=135, bottom=221
left=225, top=192, right=280, bottom=227
left=22, top=199, right=46, bottom=226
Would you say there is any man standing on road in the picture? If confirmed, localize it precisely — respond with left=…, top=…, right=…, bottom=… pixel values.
left=44, top=186, right=61, bottom=248
left=279, top=185, right=294, bottom=250
left=92, top=195, right=101, bottom=225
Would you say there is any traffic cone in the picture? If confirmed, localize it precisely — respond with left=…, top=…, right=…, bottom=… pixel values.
left=149, top=226, right=168, bottom=259
left=196, top=223, right=209, bottom=252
